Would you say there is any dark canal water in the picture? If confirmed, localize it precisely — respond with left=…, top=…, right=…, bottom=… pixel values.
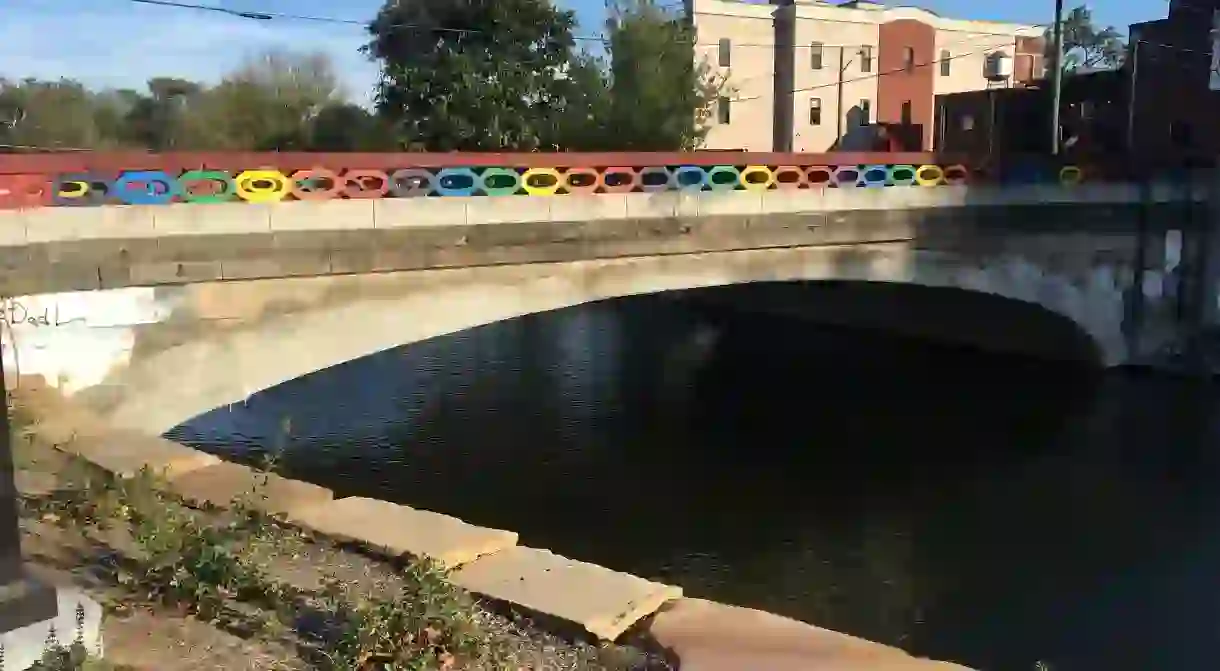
left=169, top=288, right=1220, bottom=671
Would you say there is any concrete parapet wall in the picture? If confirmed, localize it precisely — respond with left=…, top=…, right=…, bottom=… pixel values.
left=0, top=183, right=1202, bottom=246
left=0, top=186, right=1197, bottom=301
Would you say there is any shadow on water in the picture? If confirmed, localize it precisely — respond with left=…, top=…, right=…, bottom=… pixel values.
left=170, top=288, right=1220, bottom=671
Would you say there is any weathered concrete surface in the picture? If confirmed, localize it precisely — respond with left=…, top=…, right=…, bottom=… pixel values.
left=0, top=185, right=1194, bottom=433
left=669, top=648, right=973, bottom=670
left=166, top=461, right=334, bottom=515
left=51, top=429, right=222, bottom=480
left=452, top=546, right=682, bottom=641
left=0, top=186, right=1194, bottom=296
left=645, top=599, right=972, bottom=671
left=65, top=238, right=1170, bottom=435
left=12, top=384, right=218, bottom=478
left=284, top=497, right=518, bottom=569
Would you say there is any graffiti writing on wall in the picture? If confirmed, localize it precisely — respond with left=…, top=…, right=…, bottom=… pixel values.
left=0, top=160, right=1090, bottom=209
left=0, top=287, right=171, bottom=394
left=0, top=298, right=84, bottom=328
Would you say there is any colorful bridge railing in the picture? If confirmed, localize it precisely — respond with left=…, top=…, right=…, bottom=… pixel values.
left=0, top=151, right=1104, bottom=210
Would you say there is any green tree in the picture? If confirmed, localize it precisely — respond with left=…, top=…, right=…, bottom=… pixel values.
left=122, top=77, right=206, bottom=150
left=599, top=0, right=723, bottom=150
left=308, top=102, right=398, bottom=151
left=1047, top=5, right=1126, bottom=73
left=197, top=49, right=343, bottom=150
left=0, top=78, right=124, bottom=149
left=93, top=88, right=145, bottom=146
left=548, top=52, right=613, bottom=150
left=364, top=0, right=585, bottom=151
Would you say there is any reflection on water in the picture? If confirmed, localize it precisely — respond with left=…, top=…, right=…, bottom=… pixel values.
left=170, top=290, right=1220, bottom=671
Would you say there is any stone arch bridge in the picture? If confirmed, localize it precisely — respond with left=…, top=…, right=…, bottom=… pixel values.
left=0, top=182, right=1194, bottom=435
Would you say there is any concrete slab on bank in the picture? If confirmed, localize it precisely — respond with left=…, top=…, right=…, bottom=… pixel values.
left=284, top=496, right=517, bottom=568
left=643, top=598, right=974, bottom=670
left=167, top=460, right=334, bottom=514
left=451, top=545, right=682, bottom=642
left=670, top=648, right=975, bottom=670
left=52, top=427, right=220, bottom=480
left=647, top=598, right=910, bottom=659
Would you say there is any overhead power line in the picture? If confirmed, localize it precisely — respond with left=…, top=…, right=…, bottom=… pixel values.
left=93, top=0, right=1220, bottom=101
left=114, top=0, right=1043, bottom=51
left=129, top=0, right=275, bottom=21
left=730, top=35, right=1046, bottom=102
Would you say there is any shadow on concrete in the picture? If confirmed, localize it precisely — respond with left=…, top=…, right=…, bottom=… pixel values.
left=675, top=279, right=1104, bottom=368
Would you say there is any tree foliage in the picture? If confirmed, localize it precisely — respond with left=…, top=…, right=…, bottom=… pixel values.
left=0, top=78, right=127, bottom=149
left=0, top=50, right=380, bottom=152
left=197, top=50, right=344, bottom=150
left=364, top=0, right=584, bottom=151
left=364, top=0, right=723, bottom=151
left=599, top=0, right=722, bottom=150
left=1046, top=5, right=1126, bottom=73
left=2, top=0, right=725, bottom=154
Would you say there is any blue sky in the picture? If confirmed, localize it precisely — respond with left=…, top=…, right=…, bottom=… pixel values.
left=1, top=0, right=1164, bottom=105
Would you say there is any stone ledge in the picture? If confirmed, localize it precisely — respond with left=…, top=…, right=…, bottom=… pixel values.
left=451, top=546, right=682, bottom=642
left=11, top=199, right=1176, bottom=298
left=6, top=183, right=1195, bottom=252
left=11, top=385, right=218, bottom=480
left=643, top=598, right=974, bottom=670
left=669, top=647, right=975, bottom=670
left=647, top=598, right=910, bottom=660
left=284, top=496, right=518, bottom=569
left=50, top=428, right=221, bottom=480
left=166, top=461, right=334, bottom=515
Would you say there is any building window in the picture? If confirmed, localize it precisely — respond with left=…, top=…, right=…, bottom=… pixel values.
left=901, top=100, right=912, bottom=125
left=903, top=47, right=915, bottom=72
left=718, top=38, right=731, bottom=67
left=859, top=99, right=871, bottom=124
left=809, top=98, right=822, bottom=125
left=860, top=45, right=873, bottom=73
left=940, top=50, right=951, bottom=76
left=717, top=96, right=731, bottom=124
left=811, top=42, right=823, bottom=70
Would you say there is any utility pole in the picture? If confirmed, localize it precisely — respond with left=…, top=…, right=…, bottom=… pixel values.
left=1198, top=160, right=1220, bottom=359
left=1125, top=39, right=1139, bottom=153
left=1049, top=0, right=1065, bottom=155
left=835, top=45, right=848, bottom=146
left=0, top=348, right=58, bottom=632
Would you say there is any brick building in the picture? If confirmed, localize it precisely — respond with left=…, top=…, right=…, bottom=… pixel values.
left=686, top=0, right=1044, bottom=152
left=1128, top=0, right=1220, bottom=158
left=936, top=0, right=1220, bottom=161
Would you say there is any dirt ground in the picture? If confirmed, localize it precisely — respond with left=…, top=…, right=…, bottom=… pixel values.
left=14, top=421, right=671, bottom=671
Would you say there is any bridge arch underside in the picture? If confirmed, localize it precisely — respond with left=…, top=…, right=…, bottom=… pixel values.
left=81, top=243, right=1128, bottom=435
left=674, top=280, right=1105, bottom=366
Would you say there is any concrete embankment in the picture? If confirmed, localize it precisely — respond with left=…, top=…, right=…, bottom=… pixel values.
left=12, top=378, right=974, bottom=670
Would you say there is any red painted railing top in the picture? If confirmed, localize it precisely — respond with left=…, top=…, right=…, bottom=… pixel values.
left=0, top=149, right=1203, bottom=182
left=0, top=151, right=962, bottom=175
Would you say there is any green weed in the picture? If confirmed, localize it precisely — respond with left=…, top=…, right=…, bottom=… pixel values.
left=31, top=452, right=501, bottom=670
